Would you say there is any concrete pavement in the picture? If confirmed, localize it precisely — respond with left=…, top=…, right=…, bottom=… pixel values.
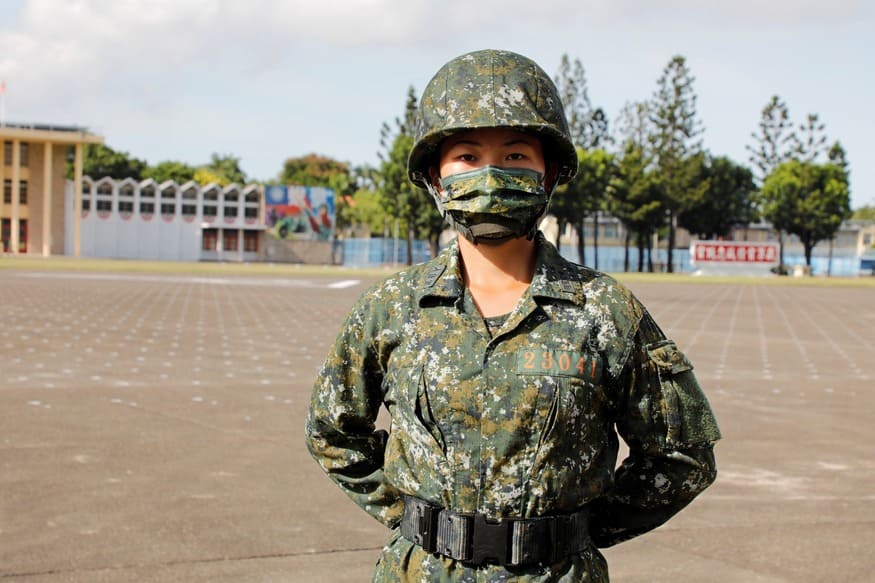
left=1, top=270, right=873, bottom=582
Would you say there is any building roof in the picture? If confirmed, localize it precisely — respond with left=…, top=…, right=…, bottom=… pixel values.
left=0, top=121, right=104, bottom=145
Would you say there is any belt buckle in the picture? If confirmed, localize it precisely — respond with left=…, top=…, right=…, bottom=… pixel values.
left=410, top=497, right=440, bottom=551
left=469, top=514, right=512, bottom=567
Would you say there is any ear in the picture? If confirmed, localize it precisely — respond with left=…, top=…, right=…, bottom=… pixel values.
left=543, top=161, right=561, bottom=193
left=428, top=166, right=443, bottom=191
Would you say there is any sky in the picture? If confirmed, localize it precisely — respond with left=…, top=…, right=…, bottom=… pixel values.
left=0, top=0, right=872, bottom=209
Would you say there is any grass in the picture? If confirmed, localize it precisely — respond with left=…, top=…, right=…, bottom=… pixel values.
left=610, top=271, right=875, bottom=288
left=2, top=254, right=874, bottom=288
left=0, top=255, right=394, bottom=279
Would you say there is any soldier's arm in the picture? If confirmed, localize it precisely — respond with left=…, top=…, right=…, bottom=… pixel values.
left=304, top=295, right=403, bottom=528
left=589, top=311, right=721, bottom=548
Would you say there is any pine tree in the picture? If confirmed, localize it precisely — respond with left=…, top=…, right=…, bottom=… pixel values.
left=648, top=55, right=704, bottom=272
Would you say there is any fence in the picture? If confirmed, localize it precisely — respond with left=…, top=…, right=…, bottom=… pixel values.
left=336, top=238, right=866, bottom=276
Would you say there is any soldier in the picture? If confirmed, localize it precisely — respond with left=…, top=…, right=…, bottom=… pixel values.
left=305, top=49, right=720, bottom=581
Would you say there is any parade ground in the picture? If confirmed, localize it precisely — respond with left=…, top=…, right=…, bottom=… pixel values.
left=1, top=261, right=873, bottom=582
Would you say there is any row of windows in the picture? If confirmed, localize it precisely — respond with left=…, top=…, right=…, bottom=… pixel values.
left=201, top=229, right=259, bottom=252
left=2, top=179, right=28, bottom=205
left=84, top=182, right=259, bottom=203
left=83, top=183, right=259, bottom=219
left=82, top=197, right=258, bottom=219
left=2, top=141, right=29, bottom=167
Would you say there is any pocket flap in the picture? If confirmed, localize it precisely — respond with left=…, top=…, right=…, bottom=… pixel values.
left=646, top=341, right=693, bottom=375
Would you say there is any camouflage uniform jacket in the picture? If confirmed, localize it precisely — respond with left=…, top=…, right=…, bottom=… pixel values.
left=306, top=235, right=721, bottom=582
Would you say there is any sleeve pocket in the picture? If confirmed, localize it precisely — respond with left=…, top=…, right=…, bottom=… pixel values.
left=646, top=341, right=722, bottom=448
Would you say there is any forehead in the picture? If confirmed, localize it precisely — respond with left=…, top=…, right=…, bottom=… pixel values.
left=441, top=127, right=543, bottom=150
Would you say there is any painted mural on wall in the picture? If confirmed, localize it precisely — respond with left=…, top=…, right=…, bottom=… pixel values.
left=265, top=185, right=335, bottom=241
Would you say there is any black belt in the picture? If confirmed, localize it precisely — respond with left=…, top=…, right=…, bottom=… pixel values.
left=400, top=494, right=590, bottom=567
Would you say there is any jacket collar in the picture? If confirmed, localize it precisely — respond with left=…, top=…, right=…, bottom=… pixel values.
left=418, top=233, right=585, bottom=306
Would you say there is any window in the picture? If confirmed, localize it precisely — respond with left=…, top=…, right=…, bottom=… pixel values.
left=118, top=184, right=134, bottom=214
left=140, top=185, right=155, bottom=214
left=203, top=187, right=218, bottom=221
left=244, top=190, right=259, bottom=221
left=0, top=219, right=25, bottom=252
left=204, top=188, right=219, bottom=223
left=182, top=187, right=197, bottom=219
left=223, top=229, right=238, bottom=251
left=864, top=234, right=873, bottom=246
left=1, top=179, right=26, bottom=206
left=82, top=181, right=92, bottom=212
left=1, top=218, right=8, bottom=252
left=160, top=187, right=176, bottom=218
left=202, top=228, right=218, bottom=251
left=3, top=142, right=28, bottom=167
left=223, top=189, right=239, bottom=220
left=96, top=182, right=113, bottom=214
left=243, top=230, right=259, bottom=252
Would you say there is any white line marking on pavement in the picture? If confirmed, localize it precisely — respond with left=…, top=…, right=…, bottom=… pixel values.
left=13, top=271, right=361, bottom=289
left=328, top=279, right=360, bottom=289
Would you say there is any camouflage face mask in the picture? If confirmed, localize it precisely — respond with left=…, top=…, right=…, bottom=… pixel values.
left=434, top=166, right=549, bottom=244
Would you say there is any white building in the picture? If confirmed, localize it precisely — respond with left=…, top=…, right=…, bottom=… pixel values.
left=65, top=177, right=264, bottom=262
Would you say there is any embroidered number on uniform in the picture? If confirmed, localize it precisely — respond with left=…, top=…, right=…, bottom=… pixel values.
left=541, top=351, right=553, bottom=370
left=557, top=353, right=571, bottom=372
left=517, top=350, right=602, bottom=382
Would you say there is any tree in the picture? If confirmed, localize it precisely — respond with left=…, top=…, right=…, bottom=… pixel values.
left=792, top=113, right=828, bottom=162
left=67, top=144, right=146, bottom=180
left=554, top=55, right=610, bottom=149
left=852, top=206, right=875, bottom=221
left=200, top=153, right=247, bottom=185
left=614, top=101, right=652, bottom=154
left=338, top=187, right=392, bottom=236
left=333, top=164, right=386, bottom=235
left=278, top=153, right=352, bottom=193
left=551, top=148, right=615, bottom=267
left=760, top=160, right=851, bottom=266
left=141, top=160, right=196, bottom=184
left=648, top=55, right=705, bottom=272
left=553, top=55, right=612, bottom=264
left=828, top=141, right=849, bottom=172
left=375, top=86, right=444, bottom=263
left=607, top=141, right=664, bottom=272
left=746, top=95, right=796, bottom=183
left=678, top=155, right=757, bottom=240
left=610, top=102, right=663, bottom=271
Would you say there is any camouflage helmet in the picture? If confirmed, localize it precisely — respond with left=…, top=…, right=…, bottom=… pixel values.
left=408, top=49, right=578, bottom=189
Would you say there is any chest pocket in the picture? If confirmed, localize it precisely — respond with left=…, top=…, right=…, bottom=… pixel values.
left=517, top=350, right=611, bottom=463
left=384, top=365, right=446, bottom=452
